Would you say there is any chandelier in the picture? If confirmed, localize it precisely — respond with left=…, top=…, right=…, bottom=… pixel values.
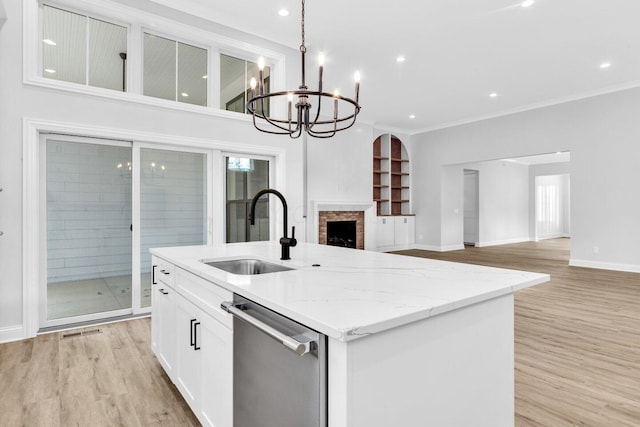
left=247, top=0, right=361, bottom=139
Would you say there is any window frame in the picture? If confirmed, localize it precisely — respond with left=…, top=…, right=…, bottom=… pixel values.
left=24, top=0, right=287, bottom=120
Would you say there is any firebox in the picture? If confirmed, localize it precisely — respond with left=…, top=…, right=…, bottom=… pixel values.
left=326, top=221, right=357, bottom=248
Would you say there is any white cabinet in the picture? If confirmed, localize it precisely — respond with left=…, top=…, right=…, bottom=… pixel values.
left=151, top=256, right=176, bottom=377
left=175, top=292, right=233, bottom=427
left=376, top=216, right=415, bottom=251
left=175, top=296, right=204, bottom=412
left=152, top=260, right=233, bottom=427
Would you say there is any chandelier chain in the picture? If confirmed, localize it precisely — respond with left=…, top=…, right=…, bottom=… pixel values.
left=300, top=0, right=306, bottom=52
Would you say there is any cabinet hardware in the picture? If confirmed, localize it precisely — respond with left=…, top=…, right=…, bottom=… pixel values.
left=159, top=288, right=169, bottom=295
left=152, top=265, right=157, bottom=284
left=160, top=269, right=170, bottom=275
left=193, top=322, right=201, bottom=351
left=190, top=318, right=197, bottom=347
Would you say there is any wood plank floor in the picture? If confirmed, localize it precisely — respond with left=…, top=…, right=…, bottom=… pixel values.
left=0, top=318, right=199, bottom=427
left=396, top=238, right=640, bottom=426
left=1, top=238, right=638, bottom=426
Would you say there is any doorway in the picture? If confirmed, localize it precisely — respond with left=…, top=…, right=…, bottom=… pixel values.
left=463, top=169, right=479, bottom=245
left=40, top=135, right=210, bottom=329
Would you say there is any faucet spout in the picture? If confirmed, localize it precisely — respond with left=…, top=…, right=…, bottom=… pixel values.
left=249, top=189, right=297, bottom=260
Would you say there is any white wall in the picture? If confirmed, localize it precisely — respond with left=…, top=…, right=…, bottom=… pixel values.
left=440, top=160, right=530, bottom=249
left=0, top=0, right=376, bottom=336
left=412, top=88, right=640, bottom=272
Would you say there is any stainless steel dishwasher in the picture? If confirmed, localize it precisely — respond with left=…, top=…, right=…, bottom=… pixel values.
left=221, top=295, right=327, bottom=427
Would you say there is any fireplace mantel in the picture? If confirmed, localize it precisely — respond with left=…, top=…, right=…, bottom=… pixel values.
left=308, top=201, right=376, bottom=251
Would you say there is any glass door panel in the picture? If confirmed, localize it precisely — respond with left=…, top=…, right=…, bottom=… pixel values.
left=46, top=140, right=132, bottom=321
left=226, top=156, right=270, bottom=243
left=140, top=148, right=207, bottom=307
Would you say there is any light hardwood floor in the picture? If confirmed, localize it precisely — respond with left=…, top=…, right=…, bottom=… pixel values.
left=0, top=318, right=199, bottom=427
left=396, top=238, right=640, bottom=426
left=1, top=239, right=638, bottom=426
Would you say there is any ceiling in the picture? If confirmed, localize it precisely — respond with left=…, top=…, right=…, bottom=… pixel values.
left=145, top=0, right=640, bottom=133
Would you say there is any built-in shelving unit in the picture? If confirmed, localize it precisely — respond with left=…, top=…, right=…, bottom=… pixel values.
left=373, top=134, right=410, bottom=215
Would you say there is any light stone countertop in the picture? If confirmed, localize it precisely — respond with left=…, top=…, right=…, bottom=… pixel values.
left=151, top=241, right=549, bottom=342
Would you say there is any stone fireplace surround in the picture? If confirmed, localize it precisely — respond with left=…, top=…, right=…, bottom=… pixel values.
left=308, top=201, right=376, bottom=251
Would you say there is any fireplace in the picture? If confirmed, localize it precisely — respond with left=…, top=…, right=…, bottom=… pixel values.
left=318, top=210, right=365, bottom=250
left=327, top=220, right=357, bottom=248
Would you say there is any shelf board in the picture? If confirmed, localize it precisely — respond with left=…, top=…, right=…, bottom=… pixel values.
left=373, top=170, right=389, bottom=174
left=391, top=200, right=410, bottom=203
left=390, top=157, right=409, bottom=162
left=391, top=186, right=410, bottom=189
left=374, top=199, right=389, bottom=202
left=374, top=184, right=389, bottom=188
left=390, top=172, right=410, bottom=176
left=373, top=156, right=389, bottom=160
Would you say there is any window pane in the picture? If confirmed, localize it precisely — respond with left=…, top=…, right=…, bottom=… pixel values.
left=178, top=42, right=207, bottom=106
left=225, top=157, right=269, bottom=243
left=89, top=18, right=127, bottom=91
left=43, top=6, right=87, bottom=84
left=144, top=34, right=176, bottom=101
left=220, top=54, right=246, bottom=113
left=220, top=55, right=270, bottom=115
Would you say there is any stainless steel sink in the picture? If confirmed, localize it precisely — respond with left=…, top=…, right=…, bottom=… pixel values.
left=203, top=258, right=294, bottom=275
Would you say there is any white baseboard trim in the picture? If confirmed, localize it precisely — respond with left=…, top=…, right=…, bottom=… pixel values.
left=0, top=324, right=25, bottom=344
left=412, top=244, right=465, bottom=252
left=377, top=244, right=417, bottom=252
left=475, top=237, right=531, bottom=248
left=569, top=259, right=640, bottom=273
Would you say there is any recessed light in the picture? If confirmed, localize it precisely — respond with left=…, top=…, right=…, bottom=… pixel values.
left=521, top=0, right=534, bottom=8
left=278, top=9, right=289, bottom=16
left=43, top=39, right=57, bottom=46
left=181, top=92, right=189, bottom=97
left=396, top=56, right=406, bottom=63
left=409, top=114, right=416, bottom=119
left=202, top=75, right=208, bottom=79
left=44, top=68, right=56, bottom=74
left=489, top=92, right=498, bottom=98
left=600, top=62, right=611, bottom=69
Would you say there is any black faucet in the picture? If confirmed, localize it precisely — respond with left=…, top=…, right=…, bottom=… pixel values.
left=249, top=189, right=297, bottom=260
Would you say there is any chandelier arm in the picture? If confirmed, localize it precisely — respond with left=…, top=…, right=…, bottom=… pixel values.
left=307, top=114, right=358, bottom=136
left=252, top=113, right=297, bottom=136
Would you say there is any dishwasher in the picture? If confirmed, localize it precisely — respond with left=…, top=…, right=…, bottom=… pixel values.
left=221, top=295, right=327, bottom=427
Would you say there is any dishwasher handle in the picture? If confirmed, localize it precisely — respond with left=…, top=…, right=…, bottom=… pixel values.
left=221, top=301, right=315, bottom=356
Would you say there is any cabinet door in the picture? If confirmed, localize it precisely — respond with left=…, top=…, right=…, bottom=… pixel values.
left=175, top=296, right=203, bottom=414
left=394, top=216, right=415, bottom=246
left=151, top=258, right=176, bottom=377
left=199, top=315, right=233, bottom=427
left=376, top=217, right=395, bottom=249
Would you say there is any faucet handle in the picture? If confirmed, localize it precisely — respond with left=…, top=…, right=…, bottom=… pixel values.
left=290, top=226, right=297, bottom=247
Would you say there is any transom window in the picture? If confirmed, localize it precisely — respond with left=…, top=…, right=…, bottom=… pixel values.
left=220, top=54, right=270, bottom=115
left=42, top=5, right=127, bottom=91
left=143, top=33, right=208, bottom=106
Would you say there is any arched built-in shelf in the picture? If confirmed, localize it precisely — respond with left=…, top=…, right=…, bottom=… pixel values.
left=373, top=134, right=410, bottom=215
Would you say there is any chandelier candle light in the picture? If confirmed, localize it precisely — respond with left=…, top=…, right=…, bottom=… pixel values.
left=247, top=0, right=361, bottom=139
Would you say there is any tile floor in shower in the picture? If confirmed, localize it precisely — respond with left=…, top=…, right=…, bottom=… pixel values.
left=47, top=273, right=152, bottom=319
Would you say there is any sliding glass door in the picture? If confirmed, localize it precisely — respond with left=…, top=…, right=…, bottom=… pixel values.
left=139, top=148, right=208, bottom=307
left=45, top=138, right=133, bottom=323
left=41, top=136, right=211, bottom=328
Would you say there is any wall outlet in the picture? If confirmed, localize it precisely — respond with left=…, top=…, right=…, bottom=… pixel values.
left=592, top=246, right=599, bottom=254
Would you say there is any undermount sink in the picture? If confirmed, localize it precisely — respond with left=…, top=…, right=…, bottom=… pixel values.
left=203, top=258, right=294, bottom=275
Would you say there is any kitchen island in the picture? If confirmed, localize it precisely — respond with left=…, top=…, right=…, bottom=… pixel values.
left=151, top=241, right=549, bottom=427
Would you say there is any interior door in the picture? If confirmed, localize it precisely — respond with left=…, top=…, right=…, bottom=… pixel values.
left=463, top=169, right=479, bottom=245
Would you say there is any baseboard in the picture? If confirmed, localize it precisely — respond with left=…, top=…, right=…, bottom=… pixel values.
left=412, top=244, right=465, bottom=252
left=569, top=259, right=640, bottom=273
left=475, top=237, right=531, bottom=248
left=0, top=324, right=25, bottom=344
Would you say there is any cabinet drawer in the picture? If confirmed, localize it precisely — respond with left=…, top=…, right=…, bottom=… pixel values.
left=176, top=268, right=233, bottom=329
left=155, top=258, right=175, bottom=288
